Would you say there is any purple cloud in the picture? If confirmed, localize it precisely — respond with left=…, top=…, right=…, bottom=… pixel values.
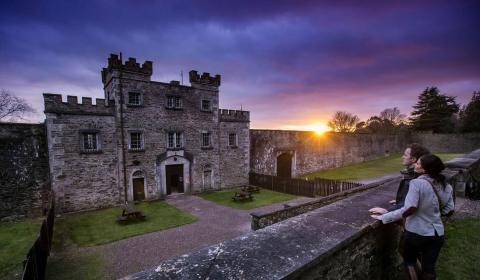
left=1, top=0, right=478, bottom=128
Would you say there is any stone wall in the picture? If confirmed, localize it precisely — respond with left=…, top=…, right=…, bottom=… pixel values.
left=251, top=130, right=408, bottom=176
left=250, top=130, right=480, bottom=177
left=0, top=123, right=50, bottom=220
left=411, top=132, right=480, bottom=153
left=44, top=112, right=120, bottom=213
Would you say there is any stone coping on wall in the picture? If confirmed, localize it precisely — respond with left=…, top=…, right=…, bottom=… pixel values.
left=250, top=176, right=401, bottom=230
left=121, top=180, right=400, bottom=280
left=445, top=149, right=480, bottom=169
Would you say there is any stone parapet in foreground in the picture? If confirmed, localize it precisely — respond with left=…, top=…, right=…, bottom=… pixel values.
left=122, top=149, right=480, bottom=280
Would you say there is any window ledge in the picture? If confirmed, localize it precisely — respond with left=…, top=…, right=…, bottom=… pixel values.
left=167, top=147, right=184, bottom=151
left=228, top=146, right=238, bottom=149
left=165, top=107, right=183, bottom=111
left=201, top=146, right=214, bottom=150
left=201, top=109, right=212, bottom=113
left=80, top=150, right=103, bottom=154
left=128, top=148, right=145, bottom=153
left=127, top=104, right=144, bottom=107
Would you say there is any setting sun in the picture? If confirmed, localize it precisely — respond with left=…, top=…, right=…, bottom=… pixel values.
left=312, top=123, right=331, bottom=135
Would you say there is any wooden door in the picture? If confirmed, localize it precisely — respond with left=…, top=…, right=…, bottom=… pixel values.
left=133, top=178, right=145, bottom=201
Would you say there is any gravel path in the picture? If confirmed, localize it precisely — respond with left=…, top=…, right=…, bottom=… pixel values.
left=56, top=194, right=315, bottom=279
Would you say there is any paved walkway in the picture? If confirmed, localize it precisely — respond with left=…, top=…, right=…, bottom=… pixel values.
left=74, top=194, right=315, bottom=279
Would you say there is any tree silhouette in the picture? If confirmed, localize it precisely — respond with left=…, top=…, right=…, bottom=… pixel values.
left=0, top=89, right=35, bottom=121
left=327, top=111, right=359, bottom=133
left=410, top=87, right=459, bottom=133
left=460, top=91, right=480, bottom=132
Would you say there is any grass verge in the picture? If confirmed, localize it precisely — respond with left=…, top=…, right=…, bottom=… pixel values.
left=199, top=188, right=296, bottom=210
left=437, top=218, right=480, bottom=279
left=301, top=153, right=462, bottom=181
left=0, top=220, right=42, bottom=279
left=54, top=200, right=197, bottom=247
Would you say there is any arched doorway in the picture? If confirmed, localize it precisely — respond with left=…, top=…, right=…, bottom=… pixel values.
left=156, top=152, right=191, bottom=196
left=132, top=170, right=146, bottom=201
left=277, top=153, right=292, bottom=178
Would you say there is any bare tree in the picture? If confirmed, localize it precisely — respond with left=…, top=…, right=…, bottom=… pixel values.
left=379, top=107, right=406, bottom=125
left=327, top=111, right=360, bottom=133
left=0, top=89, right=35, bottom=121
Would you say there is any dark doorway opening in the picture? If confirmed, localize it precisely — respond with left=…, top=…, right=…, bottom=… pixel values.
left=277, top=153, right=292, bottom=178
left=166, top=164, right=184, bottom=194
left=133, top=178, right=145, bottom=201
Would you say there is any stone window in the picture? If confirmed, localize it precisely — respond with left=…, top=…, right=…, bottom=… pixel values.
left=228, top=133, right=237, bottom=147
left=128, top=92, right=142, bottom=106
left=81, top=132, right=100, bottom=153
left=201, top=132, right=211, bottom=148
left=167, top=96, right=182, bottom=109
left=201, top=99, right=211, bottom=111
left=167, top=132, right=183, bottom=149
left=129, top=132, right=144, bottom=151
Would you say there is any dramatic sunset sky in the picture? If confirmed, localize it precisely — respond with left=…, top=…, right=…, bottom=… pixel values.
left=1, top=1, right=479, bottom=129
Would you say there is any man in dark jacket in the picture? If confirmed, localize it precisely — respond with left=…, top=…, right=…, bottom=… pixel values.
left=389, top=143, right=431, bottom=211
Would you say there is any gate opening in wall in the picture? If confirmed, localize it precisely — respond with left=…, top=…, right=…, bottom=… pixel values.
left=277, top=153, right=293, bottom=178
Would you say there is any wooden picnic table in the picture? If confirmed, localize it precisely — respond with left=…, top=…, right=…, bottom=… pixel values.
left=117, top=202, right=146, bottom=222
left=232, top=190, right=254, bottom=202
left=241, top=185, right=260, bottom=193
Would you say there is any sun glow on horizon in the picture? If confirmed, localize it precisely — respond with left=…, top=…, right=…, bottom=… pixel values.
left=281, top=123, right=331, bottom=135
left=312, top=123, right=331, bottom=135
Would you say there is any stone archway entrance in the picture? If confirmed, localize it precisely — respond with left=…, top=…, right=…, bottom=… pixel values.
left=277, top=153, right=293, bottom=178
left=156, top=151, right=191, bottom=196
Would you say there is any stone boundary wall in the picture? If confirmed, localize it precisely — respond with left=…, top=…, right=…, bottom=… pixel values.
left=250, top=130, right=409, bottom=176
left=0, top=123, right=50, bottom=220
left=412, top=132, right=480, bottom=153
left=123, top=150, right=480, bottom=280
left=250, top=130, right=480, bottom=177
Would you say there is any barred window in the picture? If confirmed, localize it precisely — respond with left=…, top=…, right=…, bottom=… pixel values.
left=167, top=132, right=183, bottom=149
left=228, top=133, right=237, bottom=147
left=202, top=132, right=211, bottom=147
left=128, top=92, right=141, bottom=105
left=201, top=100, right=211, bottom=111
left=83, top=133, right=98, bottom=151
left=167, top=96, right=182, bottom=109
left=130, top=132, right=143, bottom=150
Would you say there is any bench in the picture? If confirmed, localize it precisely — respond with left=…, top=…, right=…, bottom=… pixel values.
left=117, top=202, right=146, bottom=223
left=232, top=191, right=254, bottom=202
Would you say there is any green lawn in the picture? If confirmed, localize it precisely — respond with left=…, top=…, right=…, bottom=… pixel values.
left=301, top=153, right=462, bottom=181
left=54, top=200, right=197, bottom=247
left=199, top=188, right=296, bottom=210
left=437, top=218, right=480, bottom=279
left=46, top=253, right=105, bottom=280
left=0, top=220, right=42, bottom=279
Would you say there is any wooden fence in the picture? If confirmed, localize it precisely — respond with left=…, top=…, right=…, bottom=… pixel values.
left=249, top=173, right=363, bottom=198
left=22, top=196, right=55, bottom=280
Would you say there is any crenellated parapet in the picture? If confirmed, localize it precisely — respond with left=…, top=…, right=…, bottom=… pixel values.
left=101, top=54, right=153, bottom=84
left=189, top=70, right=221, bottom=87
left=43, top=93, right=114, bottom=116
left=219, top=109, right=249, bottom=122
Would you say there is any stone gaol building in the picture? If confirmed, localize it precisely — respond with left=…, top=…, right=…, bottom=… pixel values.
left=43, top=54, right=250, bottom=213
